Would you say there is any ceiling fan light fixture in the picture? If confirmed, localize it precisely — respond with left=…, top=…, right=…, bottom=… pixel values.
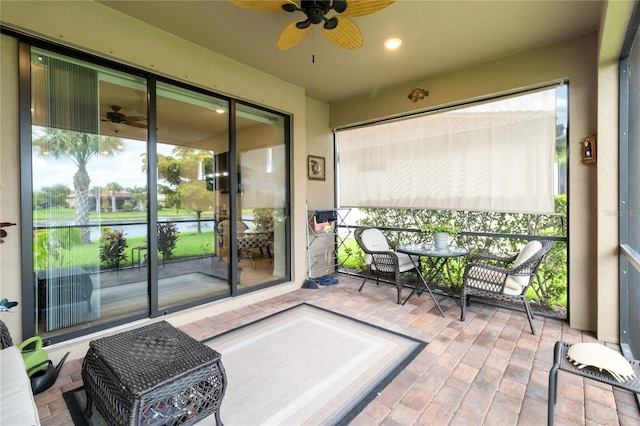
left=384, top=37, right=402, bottom=50
left=110, top=122, right=124, bottom=133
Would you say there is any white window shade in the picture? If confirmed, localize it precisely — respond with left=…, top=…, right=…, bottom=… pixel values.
left=337, top=88, right=557, bottom=214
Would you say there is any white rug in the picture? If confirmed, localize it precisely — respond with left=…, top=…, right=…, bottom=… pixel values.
left=64, top=304, right=425, bottom=426
left=200, top=303, right=426, bottom=426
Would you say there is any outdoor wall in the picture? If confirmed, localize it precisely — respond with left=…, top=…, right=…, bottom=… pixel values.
left=329, top=34, right=602, bottom=336
left=594, top=0, right=635, bottom=343
left=0, top=35, right=21, bottom=343
left=0, top=0, right=311, bottom=359
left=305, top=98, right=333, bottom=211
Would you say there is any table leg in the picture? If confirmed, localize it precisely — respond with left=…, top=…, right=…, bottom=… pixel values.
left=402, top=257, right=445, bottom=316
left=422, top=257, right=461, bottom=306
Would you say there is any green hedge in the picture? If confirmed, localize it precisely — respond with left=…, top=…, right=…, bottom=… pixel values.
left=340, top=195, right=567, bottom=308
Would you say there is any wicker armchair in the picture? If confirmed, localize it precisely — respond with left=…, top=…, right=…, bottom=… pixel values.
left=354, top=226, right=422, bottom=305
left=460, top=239, right=554, bottom=335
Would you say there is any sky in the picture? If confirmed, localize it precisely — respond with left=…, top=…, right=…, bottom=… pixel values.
left=31, top=139, right=172, bottom=191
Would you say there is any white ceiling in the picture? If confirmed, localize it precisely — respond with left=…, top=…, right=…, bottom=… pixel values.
left=98, top=0, right=603, bottom=104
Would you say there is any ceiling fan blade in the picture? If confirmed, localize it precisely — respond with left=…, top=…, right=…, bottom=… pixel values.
left=229, top=0, right=296, bottom=13
left=277, top=21, right=312, bottom=50
left=322, top=16, right=362, bottom=50
left=123, top=115, right=147, bottom=123
left=341, top=0, right=395, bottom=17
left=128, top=122, right=148, bottom=129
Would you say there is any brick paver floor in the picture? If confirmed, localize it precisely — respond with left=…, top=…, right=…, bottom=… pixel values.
left=35, top=273, right=640, bottom=425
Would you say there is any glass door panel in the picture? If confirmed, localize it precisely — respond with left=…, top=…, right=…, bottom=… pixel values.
left=156, top=82, right=230, bottom=310
left=31, top=48, right=148, bottom=337
left=236, top=104, right=288, bottom=288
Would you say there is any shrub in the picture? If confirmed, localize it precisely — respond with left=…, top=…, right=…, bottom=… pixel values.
left=354, top=195, right=568, bottom=309
left=100, top=228, right=128, bottom=269
left=157, top=222, right=179, bottom=260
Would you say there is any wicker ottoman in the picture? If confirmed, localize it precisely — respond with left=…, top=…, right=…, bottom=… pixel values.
left=82, top=321, right=226, bottom=425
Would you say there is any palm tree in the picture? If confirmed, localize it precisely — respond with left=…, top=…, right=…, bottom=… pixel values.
left=105, top=182, right=124, bottom=213
left=33, top=129, right=122, bottom=244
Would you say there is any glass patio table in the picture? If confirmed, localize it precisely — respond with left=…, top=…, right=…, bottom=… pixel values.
left=396, top=243, right=469, bottom=308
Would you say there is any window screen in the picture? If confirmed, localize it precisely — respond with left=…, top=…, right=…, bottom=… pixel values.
left=337, top=87, right=558, bottom=214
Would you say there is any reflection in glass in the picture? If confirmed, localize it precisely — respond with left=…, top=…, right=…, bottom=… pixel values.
left=31, top=48, right=148, bottom=337
left=27, top=48, right=290, bottom=340
left=156, top=82, right=230, bottom=309
left=236, top=104, right=288, bottom=288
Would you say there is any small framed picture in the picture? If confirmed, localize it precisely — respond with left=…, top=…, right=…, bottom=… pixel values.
left=308, top=155, right=325, bottom=181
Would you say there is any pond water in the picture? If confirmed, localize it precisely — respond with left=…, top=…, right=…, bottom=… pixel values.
left=104, top=220, right=216, bottom=240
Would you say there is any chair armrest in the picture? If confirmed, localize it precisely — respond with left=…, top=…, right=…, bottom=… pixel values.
left=18, top=336, right=43, bottom=352
left=465, top=260, right=534, bottom=277
left=368, top=249, right=398, bottom=258
left=465, top=261, right=513, bottom=277
left=470, top=252, right=517, bottom=265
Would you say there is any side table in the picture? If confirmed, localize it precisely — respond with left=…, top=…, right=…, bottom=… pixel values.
left=548, top=340, right=640, bottom=425
left=82, top=321, right=226, bottom=425
left=396, top=243, right=468, bottom=309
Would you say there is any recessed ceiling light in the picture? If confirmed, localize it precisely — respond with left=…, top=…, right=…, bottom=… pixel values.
left=215, top=109, right=225, bottom=114
left=384, top=38, right=402, bottom=50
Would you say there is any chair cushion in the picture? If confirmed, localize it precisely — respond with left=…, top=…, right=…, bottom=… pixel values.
left=504, top=240, right=543, bottom=291
left=0, top=346, right=41, bottom=426
left=361, top=229, right=390, bottom=265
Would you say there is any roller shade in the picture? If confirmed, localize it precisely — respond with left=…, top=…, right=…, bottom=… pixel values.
left=337, top=88, right=557, bottom=214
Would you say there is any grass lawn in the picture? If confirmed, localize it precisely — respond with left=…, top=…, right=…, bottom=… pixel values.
left=38, top=230, right=217, bottom=271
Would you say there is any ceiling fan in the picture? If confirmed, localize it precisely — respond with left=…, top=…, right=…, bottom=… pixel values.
left=101, top=105, right=146, bottom=132
left=229, top=0, right=395, bottom=50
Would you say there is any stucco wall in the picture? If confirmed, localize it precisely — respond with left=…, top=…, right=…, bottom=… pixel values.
left=329, top=34, right=601, bottom=334
left=305, top=98, right=333, bottom=211
left=0, top=0, right=316, bottom=360
left=0, top=35, right=22, bottom=342
left=594, top=0, right=635, bottom=343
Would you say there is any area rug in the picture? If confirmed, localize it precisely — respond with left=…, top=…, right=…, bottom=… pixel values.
left=63, top=303, right=426, bottom=425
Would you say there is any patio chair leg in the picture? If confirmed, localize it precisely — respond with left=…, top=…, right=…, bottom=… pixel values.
left=84, top=395, right=93, bottom=420
left=522, top=297, right=537, bottom=335
left=547, top=341, right=562, bottom=426
left=358, top=270, right=371, bottom=292
left=547, top=362, right=559, bottom=426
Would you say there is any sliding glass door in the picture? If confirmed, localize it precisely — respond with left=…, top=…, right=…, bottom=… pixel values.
left=25, top=45, right=290, bottom=342
left=235, top=103, right=289, bottom=289
left=155, top=82, right=231, bottom=310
